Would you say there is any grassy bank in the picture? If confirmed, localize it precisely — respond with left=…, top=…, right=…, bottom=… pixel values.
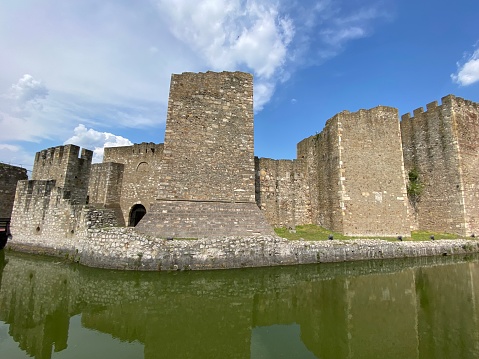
left=274, top=224, right=466, bottom=242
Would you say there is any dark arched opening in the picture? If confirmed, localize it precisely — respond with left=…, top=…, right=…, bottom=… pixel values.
left=129, top=204, right=146, bottom=227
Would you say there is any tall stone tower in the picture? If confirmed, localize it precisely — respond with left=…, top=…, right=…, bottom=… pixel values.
left=401, top=95, right=479, bottom=236
left=297, top=107, right=411, bottom=237
left=136, top=71, right=273, bottom=238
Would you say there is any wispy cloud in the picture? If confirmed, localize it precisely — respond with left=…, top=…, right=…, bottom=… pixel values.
left=451, top=47, right=479, bottom=86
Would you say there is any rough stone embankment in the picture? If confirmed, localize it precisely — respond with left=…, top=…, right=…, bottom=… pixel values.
left=7, top=227, right=479, bottom=271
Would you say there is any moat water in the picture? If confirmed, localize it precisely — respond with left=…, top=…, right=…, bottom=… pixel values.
left=1, top=250, right=479, bottom=359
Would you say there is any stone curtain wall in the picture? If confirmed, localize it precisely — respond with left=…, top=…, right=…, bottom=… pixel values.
left=255, top=157, right=311, bottom=227
left=10, top=180, right=85, bottom=244
left=32, top=145, right=93, bottom=204
left=401, top=96, right=467, bottom=235
left=338, top=107, right=410, bottom=237
left=0, top=163, right=27, bottom=218
left=452, top=97, right=479, bottom=236
left=158, top=71, right=255, bottom=203
left=100, top=142, right=164, bottom=225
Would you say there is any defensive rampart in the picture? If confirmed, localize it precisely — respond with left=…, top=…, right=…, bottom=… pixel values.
left=5, top=70, right=479, bottom=271
left=32, top=144, right=92, bottom=204
left=401, top=95, right=479, bottom=236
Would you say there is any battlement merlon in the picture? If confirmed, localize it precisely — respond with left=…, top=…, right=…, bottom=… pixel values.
left=400, top=95, right=479, bottom=122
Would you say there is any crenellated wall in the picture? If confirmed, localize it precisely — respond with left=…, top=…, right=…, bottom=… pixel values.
left=401, top=95, right=479, bottom=236
left=0, top=163, right=27, bottom=218
left=7, top=70, right=479, bottom=247
left=10, top=180, right=83, bottom=245
left=32, top=144, right=93, bottom=204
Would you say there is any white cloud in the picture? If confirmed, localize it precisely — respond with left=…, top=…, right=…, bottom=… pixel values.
left=451, top=48, right=479, bottom=86
left=64, top=124, right=133, bottom=163
left=0, top=74, right=55, bottom=142
left=153, top=0, right=295, bottom=111
left=7, top=74, right=48, bottom=109
left=0, top=0, right=391, bottom=161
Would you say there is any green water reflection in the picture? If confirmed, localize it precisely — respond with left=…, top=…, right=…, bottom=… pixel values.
left=1, top=250, right=479, bottom=359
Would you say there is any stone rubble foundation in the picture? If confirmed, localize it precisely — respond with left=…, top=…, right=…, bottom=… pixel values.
left=7, top=228, right=479, bottom=271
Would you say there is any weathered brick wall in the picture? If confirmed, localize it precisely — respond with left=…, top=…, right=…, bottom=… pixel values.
left=338, top=107, right=410, bottom=237
left=158, top=71, right=255, bottom=203
left=32, top=144, right=93, bottom=204
left=0, top=163, right=27, bottom=218
left=255, top=157, right=310, bottom=227
left=401, top=96, right=467, bottom=235
left=91, top=142, right=164, bottom=225
left=452, top=96, right=479, bottom=236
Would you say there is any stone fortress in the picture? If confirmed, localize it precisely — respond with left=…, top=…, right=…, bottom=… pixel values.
left=2, top=71, right=479, bottom=266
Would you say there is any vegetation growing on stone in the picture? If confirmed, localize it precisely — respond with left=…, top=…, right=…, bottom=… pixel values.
left=406, top=167, right=423, bottom=207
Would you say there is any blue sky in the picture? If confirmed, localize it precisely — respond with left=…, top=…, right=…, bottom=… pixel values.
left=0, top=0, right=478, bottom=171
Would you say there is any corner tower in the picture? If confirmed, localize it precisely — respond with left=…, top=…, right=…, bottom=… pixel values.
left=136, top=71, right=273, bottom=238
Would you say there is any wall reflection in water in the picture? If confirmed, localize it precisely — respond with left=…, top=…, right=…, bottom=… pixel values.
left=0, top=251, right=478, bottom=359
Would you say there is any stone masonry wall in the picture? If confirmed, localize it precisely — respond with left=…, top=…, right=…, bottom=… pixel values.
left=137, top=71, right=273, bottom=238
left=255, top=157, right=310, bottom=227
left=452, top=96, right=479, bottom=236
left=99, top=142, right=164, bottom=225
left=32, top=144, right=93, bottom=204
left=88, top=162, right=125, bottom=226
left=297, top=115, right=343, bottom=232
left=10, top=180, right=84, bottom=245
left=88, top=162, right=124, bottom=207
left=401, top=96, right=467, bottom=235
left=135, top=200, right=274, bottom=238
left=157, top=71, right=255, bottom=203
left=0, top=163, right=27, bottom=218
left=10, top=178, right=119, bottom=252
left=338, top=107, right=410, bottom=237
left=297, top=107, right=410, bottom=237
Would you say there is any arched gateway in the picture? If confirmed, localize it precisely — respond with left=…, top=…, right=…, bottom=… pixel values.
left=129, top=204, right=146, bottom=227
